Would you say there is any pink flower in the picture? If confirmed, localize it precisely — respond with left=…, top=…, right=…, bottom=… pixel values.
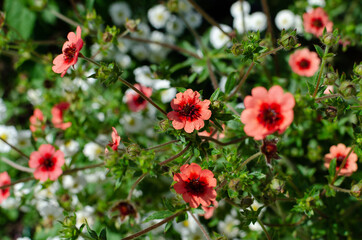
left=201, top=200, right=218, bottom=219
left=240, top=86, right=295, bottom=140
left=105, top=127, right=121, bottom=153
left=126, top=84, right=152, bottom=112
left=29, top=109, right=45, bottom=133
left=52, top=26, right=83, bottom=77
left=323, top=85, right=334, bottom=95
left=51, top=102, right=72, bottom=130
left=324, top=144, right=358, bottom=177
left=289, top=49, right=320, bottom=77
left=303, top=7, right=333, bottom=37
left=198, top=123, right=225, bottom=140
left=173, top=163, right=217, bottom=208
left=167, top=89, right=212, bottom=133
left=0, top=172, right=11, bottom=204
left=29, top=144, right=65, bottom=181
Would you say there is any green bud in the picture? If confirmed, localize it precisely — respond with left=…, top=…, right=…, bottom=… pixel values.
left=325, top=106, right=337, bottom=119
left=351, top=183, right=362, bottom=198
left=211, top=100, right=222, bottom=111
left=324, top=72, right=338, bottom=85
left=127, top=143, right=141, bottom=157
left=158, top=119, right=170, bottom=131
left=277, top=30, right=298, bottom=51
left=353, top=63, right=362, bottom=76
left=240, top=196, right=253, bottom=209
left=230, top=43, right=244, bottom=56
left=322, top=32, right=338, bottom=46
left=270, top=179, right=285, bottom=193
left=339, top=81, right=357, bottom=97
left=103, top=32, right=113, bottom=42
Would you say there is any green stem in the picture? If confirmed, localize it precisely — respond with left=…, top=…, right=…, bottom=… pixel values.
left=79, top=53, right=101, bottom=67
left=227, top=62, right=255, bottom=99
left=48, top=9, right=80, bottom=27
left=312, top=46, right=330, bottom=98
left=118, top=77, right=168, bottom=116
left=189, top=212, right=211, bottom=240
left=328, top=184, right=351, bottom=193
left=145, top=140, right=180, bottom=151
left=1, top=157, right=34, bottom=173
left=257, top=218, right=272, bottom=240
left=127, top=173, right=148, bottom=201
left=199, top=136, right=246, bottom=146
left=159, top=143, right=191, bottom=166
left=315, top=93, right=341, bottom=102
left=237, top=152, right=262, bottom=171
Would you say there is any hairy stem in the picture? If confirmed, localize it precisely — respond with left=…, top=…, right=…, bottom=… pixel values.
left=189, top=212, right=211, bottom=240
left=1, top=157, right=33, bottom=173
left=227, top=62, right=255, bottom=99
left=312, top=46, right=330, bottom=98
left=236, top=152, right=262, bottom=171
left=145, top=140, right=180, bottom=151
left=48, top=9, right=80, bottom=27
left=328, top=184, right=351, bottom=193
left=0, top=137, right=29, bottom=159
left=79, top=53, right=101, bottom=67
left=199, top=136, right=246, bottom=146
left=159, top=143, right=191, bottom=166
left=315, top=93, right=341, bottom=102
left=127, top=173, right=148, bottom=201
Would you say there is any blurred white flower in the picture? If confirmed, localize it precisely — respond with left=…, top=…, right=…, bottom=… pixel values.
left=131, top=44, right=149, bottom=61
left=134, top=65, right=153, bottom=86
left=1, top=197, right=18, bottom=209
left=308, top=0, right=325, bottom=7
left=230, top=0, right=251, bottom=18
left=117, top=38, right=132, bottom=53
left=0, top=98, right=7, bottom=122
left=173, top=212, right=199, bottom=238
left=130, top=22, right=151, bottom=38
left=36, top=199, right=63, bottom=222
left=0, top=125, right=17, bottom=153
left=233, top=15, right=248, bottom=34
left=16, top=237, right=31, bottom=240
left=73, top=77, right=90, bottom=91
left=184, top=11, right=202, bottom=28
left=109, top=2, right=131, bottom=26
left=17, top=130, right=31, bottom=148
left=149, top=50, right=168, bottom=63
left=275, top=10, right=296, bottom=31
left=249, top=221, right=263, bottom=231
left=149, top=31, right=168, bottom=52
left=27, top=89, right=43, bottom=106
left=97, top=112, right=105, bottom=122
left=218, top=213, right=241, bottom=238
left=147, top=4, right=170, bottom=29
left=166, top=15, right=185, bottom=36
left=84, top=169, right=106, bottom=183
left=83, top=142, right=103, bottom=161
left=178, top=0, right=192, bottom=13
left=119, top=113, right=145, bottom=133
left=210, top=24, right=232, bottom=49
left=62, top=174, right=87, bottom=194
left=294, top=15, right=304, bottom=34
left=76, top=205, right=95, bottom=228
left=219, top=76, right=227, bottom=93
left=116, top=53, right=132, bottom=69
left=85, top=69, right=97, bottom=85
left=247, top=12, right=267, bottom=32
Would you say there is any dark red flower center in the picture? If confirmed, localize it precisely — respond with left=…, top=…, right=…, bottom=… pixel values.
left=0, top=180, right=10, bottom=196
left=261, top=140, right=279, bottom=163
left=178, top=103, right=201, bottom=121
left=257, top=103, right=283, bottom=130
left=63, top=44, right=77, bottom=63
left=298, top=59, right=311, bottom=69
left=311, top=18, right=323, bottom=28
left=185, top=177, right=207, bottom=195
left=134, top=95, right=145, bottom=105
left=41, top=156, right=55, bottom=170
left=336, top=154, right=348, bottom=169
left=114, top=202, right=136, bottom=217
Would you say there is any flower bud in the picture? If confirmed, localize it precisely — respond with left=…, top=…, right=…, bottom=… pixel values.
left=230, top=43, right=244, bottom=56
left=278, top=30, right=299, bottom=51
left=322, top=32, right=338, bottom=46
left=353, top=63, right=362, bottom=76
left=111, top=201, right=137, bottom=221
left=325, top=106, right=337, bottom=119
left=127, top=143, right=141, bottom=157
left=240, top=196, right=253, bottom=209
left=158, top=119, right=170, bottom=131
left=324, top=72, right=338, bottom=85
left=211, top=100, right=222, bottom=111
left=261, top=139, right=280, bottom=164
left=103, top=32, right=113, bottom=42
left=125, top=19, right=139, bottom=33
left=351, top=183, right=362, bottom=198
left=339, top=81, right=356, bottom=97
left=270, top=179, right=285, bottom=193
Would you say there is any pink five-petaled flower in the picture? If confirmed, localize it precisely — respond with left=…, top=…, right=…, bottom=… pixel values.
left=52, top=26, right=84, bottom=77
left=29, top=144, right=65, bottom=181
left=324, top=144, right=358, bottom=177
left=173, top=163, right=217, bottom=208
left=0, top=172, right=11, bottom=204
left=289, top=49, right=320, bottom=77
left=105, top=127, right=121, bottom=153
left=303, top=7, right=333, bottom=37
left=126, top=84, right=153, bottom=112
left=51, top=102, right=72, bottom=130
left=241, top=85, right=295, bottom=140
left=167, top=89, right=212, bottom=133
left=29, top=108, right=46, bottom=133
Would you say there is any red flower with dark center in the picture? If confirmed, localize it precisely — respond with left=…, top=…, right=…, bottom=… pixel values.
left=167, top=89, right=212, bottom=133
left=126, top=84, right=152, bottom=112
left=111, top=201, right=137, bottom=221
left=29, top=144, right=65, bottom=181
left=52, top=26, right=83, bottom=77
left=303, top=7, right=333, bottom=37
left=0, top=172, right=11, bottom=204
left=261, top=139, right=280, bottom=164
left=173, top=163, right=217, bottom=208
left=105, top=127, right=121, bottom=153
left=29, top=108, right=46, bottom=133
left=51, top=102, right=72, bottom=130
left=324, top=144, right=358, bottom=176
left=289, top=49, right=320, bottom=77
left=201, top=200, right=218, bottom=219
left=241, top=86, right=295, bottom=140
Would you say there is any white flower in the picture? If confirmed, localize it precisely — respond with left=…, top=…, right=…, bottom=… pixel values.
left=83, top=142, right=103, bottom=161
left=16, top=237, right=31, bottom=240
left=219, top=76, right=227, bottom=93
left=59, top=139, right=80, bottom=157
left=247, top=12, right=267, bottom=32
left=90, top=43, right=103, bottom=61
left=249, top=221, right=263, bottom=231
left=97, top=112, right=105, bottom=122
left=148, top=50, right=168, bottom=63
left=184, top=11, right=202, bottom=28
left=210, top=24, right=232, bottom=49
left=109, top=2, right=131, bottom=26
left=230, top=0, right=251, bottom=18
left=0, top=125, right=17, bottom=153
left=36, top=199, right=63, bottom=222
left=134, top=65, right=154, bottom=86
left=1, top=197, right=18, bottom=209
left=130, top=22, right=150, bottom=39
left=0, top=98, right=7, bottom=122
left=149, top=31, right=168, bottom=52
left=115, top=53, right=132, bottom=69
left=73, top=77, right=90, bottom=91
left=17, top=130, right=31, bottom=148
left=62, top=174, right=87, bottom=194
left=117, top=38, right=132, bottom=53
left=218, top=214, right=241, bottom=238
left=131, top=44, right=149, bottom=61
left=96, top=134, right=109, bottom=146
left=308, top=0, right=325, bottom=7
left=161, top=88, right=177, bottom=103
left=275, top=10, right=296, bottom=31
left=178, top=0, right=192, bottom=13
left=119, top=113, right=145, bottom=133
left=76, top=206, right=95, bottom=228
left=85, top=69, right=97, bottom=85
left=294, top=15, right=304, bottom=34
left=147, top=4, right=170, bottom=29
left=27, top=89, right=43, bottom=106
left=173, top=212, right=199, bottom=237
left=233, top=15, right=247, bottom=34
left=84, top=169, right=106, bottom=183
left=166, top=15, right=185, bottom=36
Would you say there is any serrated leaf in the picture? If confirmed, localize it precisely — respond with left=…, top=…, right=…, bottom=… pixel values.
left=191, top=208, right=205, bottom=215
left=162, top=198, right=176, bottom=212
left=85, top=220, right=98, bottom=240
left=210, top=88, right=221, bottom=101
left=334, top=176, right=345, bottom=187
left=225, top=72, right=238, bottom=94
left=99, top=228, right=107, bottom=240
left=143, top=210, right=174, bottom=223
left=314, top=45, right=324, bottom=58
left=328, top=158, right=336, bottom=180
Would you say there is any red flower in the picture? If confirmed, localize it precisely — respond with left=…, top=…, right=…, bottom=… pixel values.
left=167, top=89, right=212, bottom=133
left=240, top=86, right=295, bottom=140
left=289, top=49, right=320, bottom=77
left=201, top=200, right=218, bottom=219
left=303, top=7, right=333, bottom=37
left=198, top=123, right=225, bottom=140
left=173, top=163, right=217, bottom=208
left=52, top=26, right=83, bottom=77
left=0, top=172, right=11, bottom=204
left=324, top=144, right=358, bottom=177
left=105, top=127, right=121, bottom=153
left=29, top=108, right=45, bottom=133
left=126, top=84, right=152, bottom=112
left=51, top=102, right=72, bottom=130
left=29, top=144, right=65, bottom=181
left=111, top=201, right=138, bottom=221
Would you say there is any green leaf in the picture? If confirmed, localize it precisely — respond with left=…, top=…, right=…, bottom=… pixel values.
left=334, top=176, right=345, bottom=187
left=4, top=0, right=36, bottom=40
left=314, top=45, right=324, bottom=58
left=86, top=0, right=96, bottom=11
left=162, top=198, right=176, bottom=212
left=210, top=88, right=221, bottom=101
left=225, top=72, right=238, bottom=94
left=85, top=220, right=98, bottom=239
left=328, top=158, right=337, bottom=180
left=176, top=212, right=188, bottom=223
left=214, top=113, right=234, bottom=121
left=164, top=221, right=172, bottom=233
left=143, top=210, right=174, bottom=223
left=99, top=228, right=107, bottom=240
